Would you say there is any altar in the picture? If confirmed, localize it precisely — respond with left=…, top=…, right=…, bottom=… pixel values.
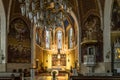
left=52, top=54, right=66, bottom=67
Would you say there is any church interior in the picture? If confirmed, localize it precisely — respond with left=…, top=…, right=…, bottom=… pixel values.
left=1, top=0, right=120, bottom=80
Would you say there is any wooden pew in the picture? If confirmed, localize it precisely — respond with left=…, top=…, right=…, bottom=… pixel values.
left=0, top=72, right=21, bottom=80
left=70, top=76, right=120, bottom=80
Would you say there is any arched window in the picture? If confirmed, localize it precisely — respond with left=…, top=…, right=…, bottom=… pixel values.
left=45, top=30, right=51, bottom=49
left=57, top=30, right=62, bottom=49
left=36, top=32, right=40, bottom=44
left=68, top=28, right=73, bottom=49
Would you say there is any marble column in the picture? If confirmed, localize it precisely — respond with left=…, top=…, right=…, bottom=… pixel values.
left=104, top=0, right=113, bottom=73
left=0, top=1, right=7, bottom=71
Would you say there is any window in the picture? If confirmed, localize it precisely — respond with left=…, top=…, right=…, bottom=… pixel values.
left=36, top=32, right=40, bottom=44
left=57, top=30, right=62, bottom=49
left=46, top=30, right=51, bottom=49
left=68, top=28, right=73, bottom=49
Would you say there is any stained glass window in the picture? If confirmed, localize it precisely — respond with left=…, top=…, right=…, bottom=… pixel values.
left=68, top=28, right=73, bottom=49
left=57, top=30, right=62, bottom=49
left=46, top=30, right=51, bottom=49
left=36, top=32, right=40, bottom=44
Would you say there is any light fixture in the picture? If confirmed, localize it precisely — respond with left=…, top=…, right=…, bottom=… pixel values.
left=18, top=0, right=72, bottom=29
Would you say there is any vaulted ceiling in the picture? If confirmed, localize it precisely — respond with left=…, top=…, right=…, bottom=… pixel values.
left=2, top=0, right=105, bottom=28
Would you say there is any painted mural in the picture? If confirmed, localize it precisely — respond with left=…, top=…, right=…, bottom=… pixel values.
left=8, top=18, right=31, bottom=63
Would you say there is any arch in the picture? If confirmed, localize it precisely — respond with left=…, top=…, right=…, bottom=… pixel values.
left=83, top=12, right=100, bottom=26
left=68, top=10, right=80, bottom=66
left=0, top=0, right=6, bottom=64
left=68, top=11, right=79, bottom=46
left=55, top=27, right=64, bottom=32
left=97, top=0, right=104, bottom=30
left=7, top=0, right=12, bottom=33
left=10, top=16, right=31, bottom=30
left=55, top=27, right=65, bottom=50
left=8, top=18, right=31, bottom=63
left=35, top=5, right=80, bottom=69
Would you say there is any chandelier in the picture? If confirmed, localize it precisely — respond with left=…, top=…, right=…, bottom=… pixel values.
left=18, top=0, right=72, bottom=29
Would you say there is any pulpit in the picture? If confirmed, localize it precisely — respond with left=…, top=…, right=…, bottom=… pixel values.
left=81, top=39, right=97, bottom=75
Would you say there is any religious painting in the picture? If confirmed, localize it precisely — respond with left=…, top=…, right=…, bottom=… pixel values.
left=111, top=0, right=120, bottom=30
left=8, top=18, right=31, bottom=63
